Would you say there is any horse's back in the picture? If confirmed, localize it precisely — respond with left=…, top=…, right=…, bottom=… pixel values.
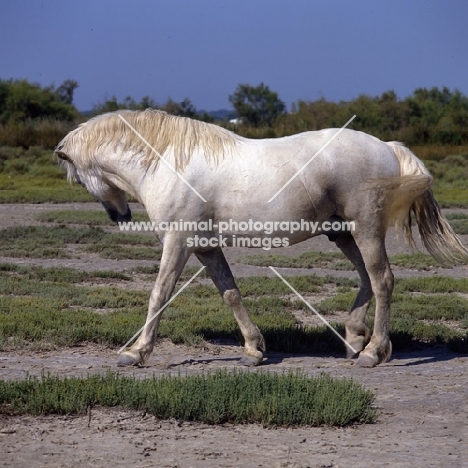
left=202, top=129, right=401, bottom=225
left=239, top=128, right=399, bottom=177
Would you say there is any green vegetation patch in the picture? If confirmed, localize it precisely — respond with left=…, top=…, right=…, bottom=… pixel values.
left=0, top=371, right=376, bottom=427
left=238, top=251, right=354, bottom=270
left=315, top=276, right=468, bottom=352
left=0, top=263, right=467, bottom=354
left=0, top=265, right=344, bottom=353
left=391, top=294, right=468, bottom=321
left=239, top=251, right=452, bottom=271
left=0, top=146, right=91, bottom=203
left=445, top=212, right=468, bottom=234
left=425, top=155, right=468, bottom=207
left=83, top=244, right=161, bottom=261
left=237, top=275, right=327, bottom=295
left=317, top=276, right=468, bottom=321
left=432, top=188, right=468, bottom=208
left=394, top=275, right=468, bottom=294
left=389, top=253, right=448, bottom=270
left=0, top=225, right=160, bottom=260
left=0, top=262, right=131, bottom=283
left=0, top=225, right=105, bottom=258
left=0, top=173, right=91, bottom=203
left=0, top=296, right=144, bottom=349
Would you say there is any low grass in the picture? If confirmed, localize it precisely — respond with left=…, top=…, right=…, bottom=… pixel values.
left=0, top=371, right=376, bottom=427
left=0, top=263, right=466, bottom=354
left=445, top=212, right=468, bottom=235
left=445, top=212, right=468, bottom=220
left=0, top=225, right=105, bottom=258
left=315, top=276, right=468, bottom=352
left=433, top=187, right=468, bottom=208
left=0, top=268, right=338, bottom=353
left=0, top=175, right=92, bottom=203
left=0, top=225, right=161, bottom=260
left=0, top=146, right=91, bottom=203
left=83, top=244, right=161, bottom=261
left=394, top=275, right=468, bottom=294
left=239, top=251, right=451, bottom=271
left=389, top=253, right=447, bottom=270
left=0, top=262, right=131, bottom=283
left=0, top=295, right=144, bottom=348
left=391, top=294, right=468, bottom=321
left=238, top=275, right=327, bottom=295
left=318, top=290, right=468, bottom=322
left=425, top=154, right=468, bottom=207
left=238, top=252, right=353, bottom=270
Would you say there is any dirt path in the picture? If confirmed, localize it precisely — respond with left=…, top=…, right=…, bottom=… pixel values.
left=0, top=204, right=467, bottom=467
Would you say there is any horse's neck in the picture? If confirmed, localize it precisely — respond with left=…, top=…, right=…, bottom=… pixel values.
left=102, top=152, right=144, bottom=202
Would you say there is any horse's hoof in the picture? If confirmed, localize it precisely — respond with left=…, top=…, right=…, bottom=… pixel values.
left=238, top=355, right=263, bottom=367
left=356, top=354, right=377, bottom=368
left=117, top=354, right=139, bottom=367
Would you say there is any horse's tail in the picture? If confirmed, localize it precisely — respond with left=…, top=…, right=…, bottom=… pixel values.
left=384, top=141, right=468, bottom=264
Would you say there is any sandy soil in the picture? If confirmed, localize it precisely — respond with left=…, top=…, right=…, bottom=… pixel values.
left=0, top=203, right=467, bottom=468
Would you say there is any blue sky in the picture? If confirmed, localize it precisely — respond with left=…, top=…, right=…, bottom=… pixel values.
left=1, top=0, right=467, bottom=112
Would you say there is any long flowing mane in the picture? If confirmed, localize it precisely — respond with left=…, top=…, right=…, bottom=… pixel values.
left=56, top=109, right=239, bottom=171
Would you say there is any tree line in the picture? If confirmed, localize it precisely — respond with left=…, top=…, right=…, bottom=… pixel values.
left=1, top=77, right=468, bottom=148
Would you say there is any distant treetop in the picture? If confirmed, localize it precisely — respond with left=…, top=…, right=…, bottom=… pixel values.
left=0, top=78, right=78, bottom=124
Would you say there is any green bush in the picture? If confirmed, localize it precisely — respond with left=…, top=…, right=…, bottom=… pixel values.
left=0, top=371, right=376, bottom=427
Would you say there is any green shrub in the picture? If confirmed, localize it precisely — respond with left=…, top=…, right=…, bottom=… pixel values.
left=0, top=371, right=376, bottom=427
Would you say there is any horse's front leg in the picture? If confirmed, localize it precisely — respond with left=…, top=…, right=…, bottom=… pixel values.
left=196, top=248, right=265, bottom=366
left=117, top=236, right=191, bottom=366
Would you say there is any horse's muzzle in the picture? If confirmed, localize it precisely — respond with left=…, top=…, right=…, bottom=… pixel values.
left=101, top=201, right=132, bottom=223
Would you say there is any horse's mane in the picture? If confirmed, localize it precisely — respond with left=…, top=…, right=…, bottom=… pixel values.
left=56, top=109, right=238, bottom=172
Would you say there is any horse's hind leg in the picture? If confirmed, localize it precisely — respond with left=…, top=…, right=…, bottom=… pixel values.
left=196, top=248, right=265, bottom=366
left=332, top=232, right=372, bottom=358
left=351, top=229, right=394, bottom=367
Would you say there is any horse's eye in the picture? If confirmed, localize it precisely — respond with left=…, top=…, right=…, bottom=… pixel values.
left=56, top=151, right=71, bottom=162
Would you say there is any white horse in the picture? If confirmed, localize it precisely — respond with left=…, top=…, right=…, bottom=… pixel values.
left=55, top=109, right=468, bottom=367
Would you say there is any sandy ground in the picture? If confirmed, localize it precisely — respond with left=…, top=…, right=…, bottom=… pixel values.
left=0, top=203, right=467, bottom=468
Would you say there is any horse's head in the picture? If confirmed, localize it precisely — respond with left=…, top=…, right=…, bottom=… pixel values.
left=55, top=148, right=132, bottom=223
